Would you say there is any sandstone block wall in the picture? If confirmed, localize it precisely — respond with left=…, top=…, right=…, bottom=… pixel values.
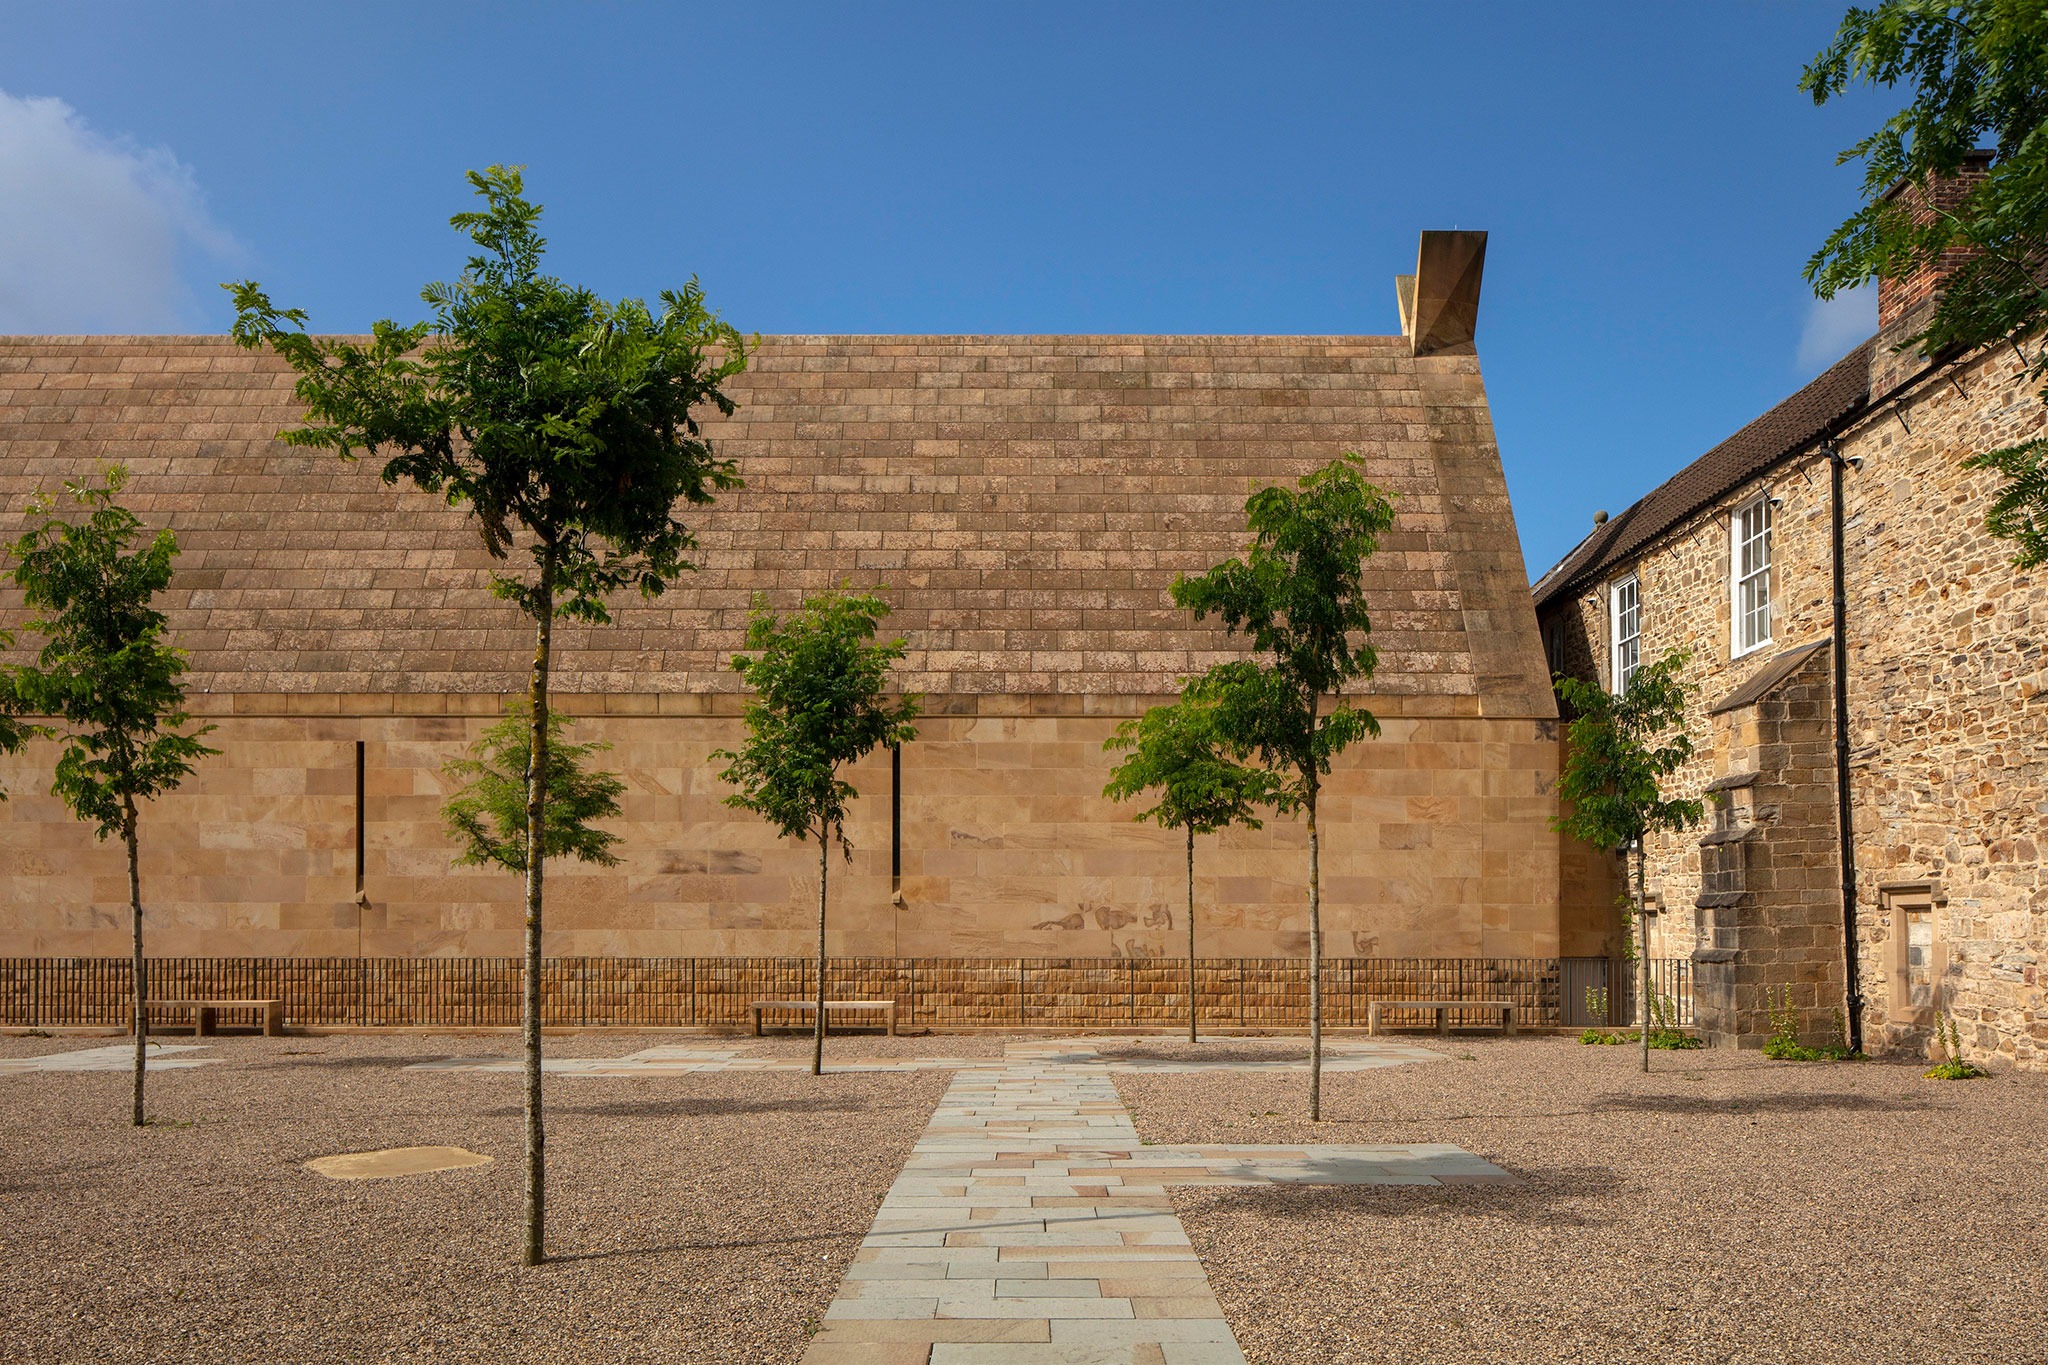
left=0, top=694, right=1565, bottom=963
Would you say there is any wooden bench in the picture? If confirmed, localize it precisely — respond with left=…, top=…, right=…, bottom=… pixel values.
left=749, top=999, right=898, bottom=1037
left=1367, top=999, right=1516, bottom=1037
left=146, top=999, right=286, bottom=1037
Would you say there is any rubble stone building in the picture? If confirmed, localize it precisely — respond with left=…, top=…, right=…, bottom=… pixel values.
left=1534, top=170, right=2047, bottom=1069
left=0, top=233, right=1595, bottom=1028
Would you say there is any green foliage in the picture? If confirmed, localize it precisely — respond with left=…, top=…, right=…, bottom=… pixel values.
left=1103, top=694, right=1276, bottom=834
left=226, top=164, right=749, bottom=622
left=4, top=468, right=216, bottom=837
left=1172, top=452, right=1395, bottom=805
left=0, top=648, right=32, bottom=781
left=1963, top=438, right=2048, bottom=564
left=443, top=703, right=625, bottom=873
left=1925, top=1009, right=1990, bottom=1078
left=1802, top=2, right=2048, bottom=565
left=714, top=586, right=922, bottom=853
left=1552, top=649, right=1706, bottom=853
left=1646, top=1028, right=1704, bottom=1051
left=1582, top=1026, right=1701, bottom=1049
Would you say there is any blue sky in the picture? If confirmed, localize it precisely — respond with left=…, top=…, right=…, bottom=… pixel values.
left=0, top=2, right=1898, bottom=578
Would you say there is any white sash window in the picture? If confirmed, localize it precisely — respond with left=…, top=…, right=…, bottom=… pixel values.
left=1732, top=494, right=1772, bottom=657
left=1609, top=574, right=1639, bottom=693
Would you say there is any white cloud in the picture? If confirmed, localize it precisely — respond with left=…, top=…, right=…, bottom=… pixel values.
left=0, top=90, right=238, bottom=333
left=1796, top=281, right=1876, bottom=374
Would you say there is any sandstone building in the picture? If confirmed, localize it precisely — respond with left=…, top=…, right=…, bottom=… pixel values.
left=1534, top=175, right=2047, bottom=1069
left=0, top=233, right=1592, bottom=1028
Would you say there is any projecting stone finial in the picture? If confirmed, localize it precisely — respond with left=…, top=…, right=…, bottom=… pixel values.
left=1398, top=230, right=1487, bottom=357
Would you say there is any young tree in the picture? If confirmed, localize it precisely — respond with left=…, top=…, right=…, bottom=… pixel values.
left=5, top=468, right=216, bottom=1126
left=714, top=587, right=921, bottom=1076
left=1103, top=694, right=1274, bottom=1042
left=1803, top=2, right=2048, bottom=563
left=1552, top=649, right=1705, bottom=1074
left=1173, top=453, right=1395, bottom=1120
left=444, top=703, right=625, bottom=874
left=227, top=166, right=747, bottom=1265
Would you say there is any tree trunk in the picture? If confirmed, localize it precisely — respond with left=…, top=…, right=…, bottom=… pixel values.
left=124, top=795, right=144, bottom=1127
left=521, top=564, right=555, bottom=1268
left=1308, top=788, right=1323, bottom=1122
left=1186, top=823, right=1197, bottom=1045
left=814, top=828, right=829, bottom=1077
left=1637, top=842, right=1651, bottom=1075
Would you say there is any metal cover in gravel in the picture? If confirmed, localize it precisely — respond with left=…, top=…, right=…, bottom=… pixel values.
left=304, top=1146, right=494, bottom=1181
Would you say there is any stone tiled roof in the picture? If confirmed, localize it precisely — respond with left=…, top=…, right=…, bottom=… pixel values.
left=0, top=334, right=1551, bottom=711
left=1532, top=338, right=1874, bottom=608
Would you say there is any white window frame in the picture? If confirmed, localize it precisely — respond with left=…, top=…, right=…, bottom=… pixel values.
left=1609, top=573, right=1640, bottom=693
left=1731, top=493, right=1773, bottom=659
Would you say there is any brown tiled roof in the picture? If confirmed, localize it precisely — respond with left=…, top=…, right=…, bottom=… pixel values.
left=0, top=334, right=1552, bottom=711
left=1531, top=338, right=1874, bottom=607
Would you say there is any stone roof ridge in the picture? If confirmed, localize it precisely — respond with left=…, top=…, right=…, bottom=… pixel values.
left=1532, top=337, right=1874, bottom=607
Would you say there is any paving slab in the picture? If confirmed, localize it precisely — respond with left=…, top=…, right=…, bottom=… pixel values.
left=0, top=1044, right=218, bottom=1074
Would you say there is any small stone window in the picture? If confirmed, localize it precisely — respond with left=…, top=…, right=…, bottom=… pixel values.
left=1731, top=493, right=1773, bottom=658
left=1545, top=620, right=1565, bottom=675
left=1609, top=573, right=1640, bottom=693
left=1882, top=882, right=1941, bottom=1026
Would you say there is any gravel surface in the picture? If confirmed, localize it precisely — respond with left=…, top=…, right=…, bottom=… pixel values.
left=1116, top=1036, right=2048, bottom=1365
left=0, top=1032, right=951, bottom=1363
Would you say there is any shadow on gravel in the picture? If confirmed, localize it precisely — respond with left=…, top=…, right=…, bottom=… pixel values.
left=548, top=1226, right=864, bottom=1263
left=1096, top=1046, right=1311, bottom=1064
left=1177, top=1163, right=1615, bottom=1228
left=1591, top=1091, right=1936, bottom=1116
left=262, top=1055, right=453, bottom=1070
left=480, top=1095, right=878, bottom=1119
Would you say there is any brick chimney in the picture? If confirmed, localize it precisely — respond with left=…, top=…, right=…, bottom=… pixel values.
left=1871, top=149, right=1993, bottom=393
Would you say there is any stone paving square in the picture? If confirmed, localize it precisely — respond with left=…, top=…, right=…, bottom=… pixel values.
left=0, top=1043, right=220, bottom=1074
left=801, top=1040, right=1508, bottom=1364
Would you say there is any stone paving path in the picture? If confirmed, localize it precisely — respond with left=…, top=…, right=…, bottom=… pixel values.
left=0, top=1043, right=219, bottom=1075
left=803, top=1041, right=1514, bottom=1364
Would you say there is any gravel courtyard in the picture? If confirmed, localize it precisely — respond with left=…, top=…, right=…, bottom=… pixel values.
left=1114, top=1035, right=2048, bottom=1365
left=5, top=1030, right=2044, bottom=1365
left=0, top=1032, right=952, bottom=1365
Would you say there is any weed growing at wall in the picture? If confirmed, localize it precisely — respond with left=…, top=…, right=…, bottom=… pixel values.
left=1925, top=1011, right=1988, bottom=1080
left=1762, top=986, right=1857, bottom=1061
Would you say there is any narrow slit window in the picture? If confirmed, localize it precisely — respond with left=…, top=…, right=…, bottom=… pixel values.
left=1732, top=494, right=1773, bottom=657
left=1609, top=574, right=1640, bottom=693
left=354, top=740, right=367, bottom=894
left=889, top=741, right=902, bottom=895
